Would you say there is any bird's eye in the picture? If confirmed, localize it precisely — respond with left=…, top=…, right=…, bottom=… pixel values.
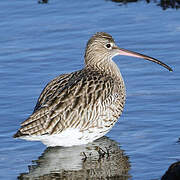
left=106, top=43, right=111, bottom=49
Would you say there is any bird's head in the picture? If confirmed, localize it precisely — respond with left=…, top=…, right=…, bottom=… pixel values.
left=85, top=32, right=172, bottom=72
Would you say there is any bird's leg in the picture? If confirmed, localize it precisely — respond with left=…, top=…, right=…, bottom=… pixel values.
left=105, top=146, right=110, bottom=158
left=96, top=145, right=113, bottom=161
left=82, top=152, right=87, bottom=162
left=95, top=146, right=106, bottom=161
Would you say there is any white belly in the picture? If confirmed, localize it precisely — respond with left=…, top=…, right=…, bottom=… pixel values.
left=19, top=127, right=111, bottom=147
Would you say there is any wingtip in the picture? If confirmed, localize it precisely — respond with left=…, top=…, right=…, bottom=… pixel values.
left=13, top=130, right=23, bottom=138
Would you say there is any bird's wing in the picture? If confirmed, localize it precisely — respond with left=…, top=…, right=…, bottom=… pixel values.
left=33, top=73, right=71, bottom=112
left=14, top=69, right=116, bottom=137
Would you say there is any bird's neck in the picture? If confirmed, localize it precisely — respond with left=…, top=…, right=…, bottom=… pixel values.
left=85, top=57, right=122, bottom=80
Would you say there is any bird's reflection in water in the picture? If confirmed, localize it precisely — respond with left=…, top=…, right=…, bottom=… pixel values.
left=18, top=136, right=130, bottom=180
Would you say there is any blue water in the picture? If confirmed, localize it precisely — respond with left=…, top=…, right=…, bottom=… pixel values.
left=0, top=0, right=180, bottom=179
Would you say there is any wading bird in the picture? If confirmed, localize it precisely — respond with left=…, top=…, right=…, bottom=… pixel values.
left=14, top=32, right=172, bottom=147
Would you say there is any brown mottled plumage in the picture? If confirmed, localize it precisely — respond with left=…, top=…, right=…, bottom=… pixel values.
left=14, top=32, right=172, bottom=146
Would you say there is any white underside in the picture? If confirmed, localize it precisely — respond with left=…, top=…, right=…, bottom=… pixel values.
left=19, top=128, right=109, bottom=147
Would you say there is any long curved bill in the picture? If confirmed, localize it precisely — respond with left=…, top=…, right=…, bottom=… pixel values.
left=114, top=47, right=173, bottom=72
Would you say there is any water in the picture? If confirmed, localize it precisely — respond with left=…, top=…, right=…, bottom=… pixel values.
left=0, top=0, right=180, bottom=179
